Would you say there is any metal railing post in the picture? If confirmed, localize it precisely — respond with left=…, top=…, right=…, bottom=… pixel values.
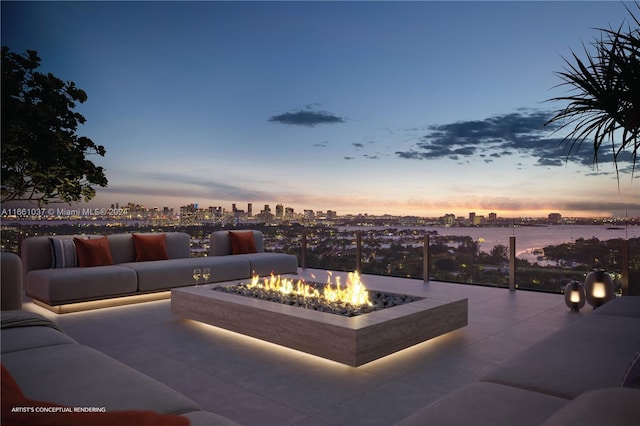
left=301, top=230, right=307, bottom=270
left=356, top=231, right=362, bottom=274
left=423, top=234, right=430, bottom=283
left=509, top=236, right=516, bottom=292
left=621, top=238, right=629, bottom=296
left=17, top=227, right=23, bottom=258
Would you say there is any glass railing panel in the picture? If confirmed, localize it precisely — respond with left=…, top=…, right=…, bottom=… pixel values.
left=514, top=225, right=640, bottom=293
left=298, top=227, right=355, bottom=272
left=428, top=233, right=510, bottom=288
left=630, top=238, right=640, bottom=296
left=3, top=221, right=638, bottom=296
left=359, top=229, right=425, bottom=278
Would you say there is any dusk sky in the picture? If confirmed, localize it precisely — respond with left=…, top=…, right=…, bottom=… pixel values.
left=2, top=1, right=639, bottom=218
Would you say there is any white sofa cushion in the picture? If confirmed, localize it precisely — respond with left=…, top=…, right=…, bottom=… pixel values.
left=26, top=265, right=138, bottom=304
left=1, top=311, right=241, bottom=424
left=540, top=388, right=640, bottom=426
left=1, top=311, right=76, bottom=353
left=591, top=296, right=640, bottom=319
left=396, top=382, right=568, bottom=426
left=2, top=344, right=202, bottom=414
left=482, top=312, right=640, bottom=399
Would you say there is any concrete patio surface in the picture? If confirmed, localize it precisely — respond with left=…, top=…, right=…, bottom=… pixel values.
left=23, top=268, right=591, bottom=425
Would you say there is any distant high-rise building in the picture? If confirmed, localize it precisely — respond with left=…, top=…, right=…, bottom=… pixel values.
left=180, top=203, right=201, bottom=222
left=472, top=215, right=485, bottom=225
left=275, top=204, right=284, bottom=218
left=256, top=210, right=274, bottom=223
left=469, top=212, right=476, bottom=224
left=326, top=210, right=337, bottom=220
left=285, top=207, right=294, bottom=219
left=488, top=212, right=497, bottom=222
left=441, top=213, right=456, bottom=226
left=180, top=203, right=198, bottom=214
left=247, top=203, right=253, bottom=217
left=548, top=213, right=562, bottom=224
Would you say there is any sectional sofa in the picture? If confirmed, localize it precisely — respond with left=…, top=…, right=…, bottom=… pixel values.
left=0, top=252, right=240, bottom=426
left=22, top=230, right=298, bottom=312
left=398, top=295, right=640, bottom=425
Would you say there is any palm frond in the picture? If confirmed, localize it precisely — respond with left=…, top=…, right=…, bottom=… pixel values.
left=544, top=2, right=640, bottom=180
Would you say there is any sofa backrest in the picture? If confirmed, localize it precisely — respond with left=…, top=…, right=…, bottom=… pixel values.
left=209, top=230, right=265, bottom=256
left=107, top=232, right=190, bottom=264
left=21, top=232, right=191, bottom=275
left=22, top=235, right=104, bottom=275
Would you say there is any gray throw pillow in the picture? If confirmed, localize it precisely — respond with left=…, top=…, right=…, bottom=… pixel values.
left=49, top=237, right=78, bottom=268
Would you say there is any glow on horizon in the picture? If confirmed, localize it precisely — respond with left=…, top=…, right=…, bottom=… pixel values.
left=1, top=1, right=638, bottom=219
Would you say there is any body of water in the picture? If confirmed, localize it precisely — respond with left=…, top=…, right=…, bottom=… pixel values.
left=339, top=224, right=639, bottom=261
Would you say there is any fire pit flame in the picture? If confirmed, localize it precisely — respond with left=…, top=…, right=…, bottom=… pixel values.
left=247, top=271, right=372, bottom=307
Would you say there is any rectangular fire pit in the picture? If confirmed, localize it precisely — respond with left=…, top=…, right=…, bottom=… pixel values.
left=171, top=277, right=467, bottom=366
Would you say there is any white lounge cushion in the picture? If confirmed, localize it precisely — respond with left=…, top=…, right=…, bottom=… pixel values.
left=26, top=266, right=138, bottom=304
left=482, top=314, right=640, bottom=399
left=397, top=382, right=568, bottom=426
left=541, top=387, right=640, bottom=426
left=1, top=344, right=201, bottom=414
left=591, top=296, right=640, bottom=319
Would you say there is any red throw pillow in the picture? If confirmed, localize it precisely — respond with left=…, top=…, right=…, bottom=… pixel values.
left=74, top=237, right=113, bottom=267
left=133, top=234, right=169, bottom=262
left=1, top=365, right=190, bottom=426
left=229, top=231, right=257, bottom=254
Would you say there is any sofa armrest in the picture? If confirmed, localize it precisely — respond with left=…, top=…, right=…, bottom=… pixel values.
left=1, top=252, right=23, bottom=310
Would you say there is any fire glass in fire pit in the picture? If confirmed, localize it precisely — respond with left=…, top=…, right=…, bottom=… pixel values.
left=214, top=271, right=423, bottom=317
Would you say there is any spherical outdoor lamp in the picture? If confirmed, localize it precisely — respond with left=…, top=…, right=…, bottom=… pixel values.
left=564, top=280, right=586, bottom=312
left=584, top=269, right=614, bottom=309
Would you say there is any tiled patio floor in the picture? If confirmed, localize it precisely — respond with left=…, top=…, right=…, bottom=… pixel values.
left=23, top=269, right=592, bottom=425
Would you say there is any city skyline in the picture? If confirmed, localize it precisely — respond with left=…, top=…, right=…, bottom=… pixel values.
left=4, top=198, right=639, bottom=223
left=2, top=1, right=639, bottom=218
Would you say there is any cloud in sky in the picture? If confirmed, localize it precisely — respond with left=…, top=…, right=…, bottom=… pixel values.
left=269, top=108, right=346, bottom=127
left=394, top=109, right=636, bottom=173
left=104, top=172, right=272, bottom=202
